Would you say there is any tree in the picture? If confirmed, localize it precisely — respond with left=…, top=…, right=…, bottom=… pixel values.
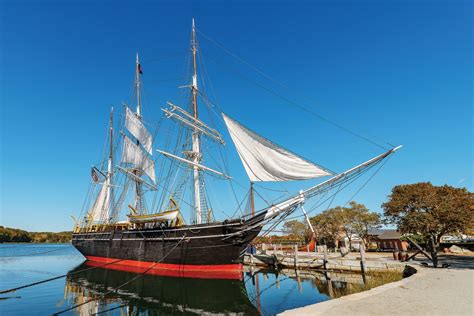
left=310, top=202, right=381, bottom=249
left=283, top=220, right=306, bottom=237
left=340, top=202, right=381, bottom=247
left=382, top=182, right=474, bottom=267
left=310, top=207, right=344, bottom=247
left=0, top=226, right=72, bottom=243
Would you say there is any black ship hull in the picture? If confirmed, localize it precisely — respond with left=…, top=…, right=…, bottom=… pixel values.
left=72, top=212, right=266, bottom=279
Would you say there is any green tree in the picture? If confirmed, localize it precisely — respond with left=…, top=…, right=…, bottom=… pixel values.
left=283, top=220, right=306, bottom=237
left=0, top=226, right=31, bottom=242
left=382, top=182, right=474, bottom=267
left=311, top=202, right=381, bottom=249
left=0, top=226, right=72, bottom=243
left=310, top=207, right=344, bottom=247
left=341, top=202, right=381, bottom=247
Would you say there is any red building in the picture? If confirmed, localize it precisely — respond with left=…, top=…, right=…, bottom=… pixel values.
left=368, top=229, right=408, bottom=251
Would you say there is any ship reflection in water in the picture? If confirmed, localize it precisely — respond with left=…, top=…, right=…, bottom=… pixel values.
left=64, top=261, right=378, bottom=315
left=65, top=261, right=259, bottom=315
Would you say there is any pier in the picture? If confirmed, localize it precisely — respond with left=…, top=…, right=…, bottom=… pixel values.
left=245, top=244, right=406, bottom=273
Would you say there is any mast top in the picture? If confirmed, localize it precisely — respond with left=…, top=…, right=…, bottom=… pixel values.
left=191, top=18, right=197, bottom=52
left=135, top=52, right=142, bottom=118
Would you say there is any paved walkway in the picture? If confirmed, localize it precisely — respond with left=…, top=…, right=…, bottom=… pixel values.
left=280, top=255, right=474, bottom=316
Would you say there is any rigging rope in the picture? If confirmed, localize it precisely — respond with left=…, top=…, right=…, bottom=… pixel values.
left=0, top=257, right=125, bottom=295
left=53, top=235, right=187, bottom=315
left=197, top=29, right=288, bottom=90
left=0, top=244, right=76, bottom=258
left=342, top=155, right=391, bottom=208
left=197, top=31, right=390, bottom=150
left=93, top=304, right=127, bottom=315
left=282, top=157, right=385, bottom=222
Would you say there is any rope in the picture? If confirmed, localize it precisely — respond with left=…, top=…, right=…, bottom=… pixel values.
left=0, top=245, right=56, bottom=249
left=0, top=258, right=125, bottom=294
left=283, top=158, right=383, bottom=223
left=0, top=246, right=72, bottom=258
left=0, top=241, right=87, bottom=258
left=53, top=235, right=187, bottom=315
left=253, top=183, right=289, bottom=194
left=197, top=29, right=288, bottom=90
left=93, top=304, right=127, bottom=315
left=342, top=155, right=391, bottom=208
left=202, top=49, right=389, bottom=150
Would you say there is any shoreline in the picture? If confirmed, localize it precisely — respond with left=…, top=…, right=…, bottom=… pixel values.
left=280, top=255, right=474, bottom=315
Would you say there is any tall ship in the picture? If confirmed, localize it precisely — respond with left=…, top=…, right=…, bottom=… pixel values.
left=72, top=19, right=401, bottom=279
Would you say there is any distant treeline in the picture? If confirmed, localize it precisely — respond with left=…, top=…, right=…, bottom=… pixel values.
left=0, top=226, right=72, bottom=243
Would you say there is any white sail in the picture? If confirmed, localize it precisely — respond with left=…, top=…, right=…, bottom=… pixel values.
left=125, top=106, right=153, bottom=154
left=222, top=113, right=331, bottom=182
left=90, top=179, right=110, bottom=222
left=122, top=135, right=156, bottom=182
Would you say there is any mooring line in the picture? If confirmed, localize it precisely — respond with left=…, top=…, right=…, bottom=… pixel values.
left=0, top=240, right=90, bottom=258
left=93, top=303, right=127, bottom=315
left=0, top=246, right=74, bottom=257
left=0, top=258, right=125, bottom=295
left=52, top=235, right=187, bottom=315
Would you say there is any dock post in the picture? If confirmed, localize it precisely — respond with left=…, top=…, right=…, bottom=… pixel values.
left=296, top=269, right=302, bottom=293
left=323, top=245, right=328, bottom=270
left=294, top=244, right=299, bottom=268
left=360, top=242, right=367, bottom=274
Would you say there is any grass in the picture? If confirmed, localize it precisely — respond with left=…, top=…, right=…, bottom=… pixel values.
left=327, top=270, right=404, bottom=299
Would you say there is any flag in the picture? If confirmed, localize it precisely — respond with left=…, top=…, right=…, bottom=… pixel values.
left=138, top=63, right=143, bottom=74
left=91, top=167, right=100, bottom=183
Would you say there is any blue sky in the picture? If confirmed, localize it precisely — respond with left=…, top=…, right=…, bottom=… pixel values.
left=1, top=0, right=472, bottom=232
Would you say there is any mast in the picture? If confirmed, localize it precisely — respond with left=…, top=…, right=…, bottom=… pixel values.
left=107, top=107, right=114, bottom=223
left=191, top=18, right=203, bottom=224
left=250, top=182, right=255, bottom=217
left=136, top=53, right=142, bottom=118
left=159, top=21, right=227, bottom=223
left=134, top=53, right=144, bottom=212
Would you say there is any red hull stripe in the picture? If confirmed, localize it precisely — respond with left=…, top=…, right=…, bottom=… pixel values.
left=85, top=256, right=243, bottom=280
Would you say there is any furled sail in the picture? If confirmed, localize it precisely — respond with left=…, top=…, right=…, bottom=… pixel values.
left=89, top=178, right=111, bottom=222
left=125, top=107, right=153, bottom=154
left=222, top=113, right=331, bottom=182
left=122, top=135, right=156, bottom=182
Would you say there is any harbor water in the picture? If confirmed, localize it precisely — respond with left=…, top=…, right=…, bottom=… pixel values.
left=0, top=244, right=399, bottom=315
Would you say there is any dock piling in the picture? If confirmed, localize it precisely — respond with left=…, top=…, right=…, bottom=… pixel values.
left=294, top=244, right=299, bottom=268
left=360, top=242, right=367, bottom=274
left=323, top=245, right=328, bottom=270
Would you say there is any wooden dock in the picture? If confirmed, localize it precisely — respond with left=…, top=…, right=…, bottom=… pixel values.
left=244, top=244, right=406, bottom=273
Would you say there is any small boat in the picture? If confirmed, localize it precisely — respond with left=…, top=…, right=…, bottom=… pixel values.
left=127, top=198, right=184, bottom=226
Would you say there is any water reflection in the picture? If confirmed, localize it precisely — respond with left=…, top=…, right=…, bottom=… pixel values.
left=0, top=245, right=402, bottom=315
left=65, top=262, right=259, bottom=315
left=64, top=262, right=397, bottom=315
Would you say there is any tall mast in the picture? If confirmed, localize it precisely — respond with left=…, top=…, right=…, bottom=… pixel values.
left=191, top=18, right=203, bottom=224
left=134, top=53, right=144, bottom=212
left=135, top=53, right=142, bottom=118
left=250, top=182, right=255, bottom=217
left=107, top=107, right=114, bottom=223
